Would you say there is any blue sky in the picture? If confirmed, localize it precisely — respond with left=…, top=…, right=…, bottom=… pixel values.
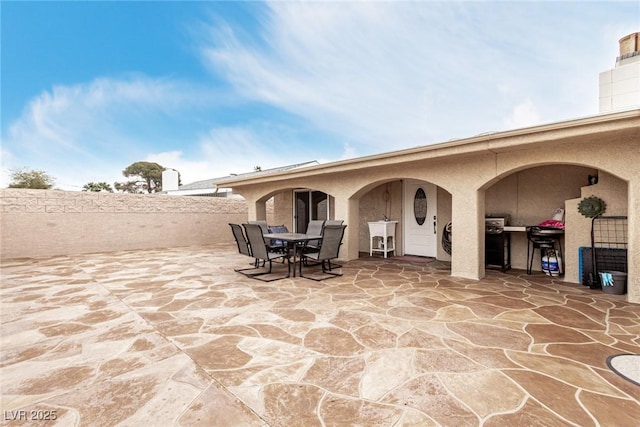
left=1, top=1, right=638, bottom=190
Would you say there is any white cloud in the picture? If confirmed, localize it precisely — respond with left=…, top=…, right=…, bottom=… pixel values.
left=144, top=150, right=214, bottom=185
left=2, top=76, right=221, bottom=190
left=201, top=1, right=637, bottom=149
left=198, top=126, right=308, bottom=177
left=0, top=148, right=15, bottom=188
left=1, top=73, right=312, bottom=189
left=8, top=76, right=217, bottom=149
left=142, top=125, right=320, bottom=186
left=3, top=2, right=637, bottom=191
left=503, top=99, right=541, bottom=130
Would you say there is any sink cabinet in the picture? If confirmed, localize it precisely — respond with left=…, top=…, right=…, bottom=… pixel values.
left=369, top=221, right=397, bottom=258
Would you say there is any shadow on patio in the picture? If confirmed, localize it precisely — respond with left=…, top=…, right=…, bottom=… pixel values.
left=1, top=245, right=638, bottom=426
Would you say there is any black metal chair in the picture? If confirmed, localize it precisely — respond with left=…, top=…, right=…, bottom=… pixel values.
left=303, top=220, right=344, bottom=268
left=303, top=220, right=325, bottom=253
left=526, top=226, right=562, bottom=275
left=300, top=224, right=347, bottom=281
left=229, top=223, right=263, bottom=273
left=249, top=220, right=288, bottom=254
left=265, top=224, right=289, bottom=254
left=242, top=223, right=289, bottom=281
left=322, top=220, right=345, bottom=268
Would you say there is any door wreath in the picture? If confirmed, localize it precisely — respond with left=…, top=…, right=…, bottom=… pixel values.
left=577, top=196, right=606, bottom=218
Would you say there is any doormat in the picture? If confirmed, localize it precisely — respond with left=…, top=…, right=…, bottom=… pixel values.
left=390, top=255, right=435, bottom=264
left=606, top=354, right=640, bottom=386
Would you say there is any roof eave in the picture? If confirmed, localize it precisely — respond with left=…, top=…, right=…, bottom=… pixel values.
left=215, top=109, right=640, bottom=187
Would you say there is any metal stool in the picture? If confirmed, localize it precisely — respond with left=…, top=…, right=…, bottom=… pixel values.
left=527, top=226, right=562, bottom=275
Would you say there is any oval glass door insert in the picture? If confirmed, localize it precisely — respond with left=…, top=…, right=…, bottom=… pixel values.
left=414, top=188, right=427, bottom=225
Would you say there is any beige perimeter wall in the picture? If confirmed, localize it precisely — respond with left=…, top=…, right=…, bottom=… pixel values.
left=0, top=189, right=265, bottom=260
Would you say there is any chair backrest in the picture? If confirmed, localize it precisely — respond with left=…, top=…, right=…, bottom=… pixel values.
left=268, top=224, right=289, bottom=234
left=243, top=223, right=269, bottom=260
left=230, top=224, right=251, bottom=257
left=306, top=220, right=325, bottom=235
left=317, top=225, right=347, bottom=260
left=267, top=224, right=289, bottom=247
left=325, top=220, right=344, bottom=226
left=248, top=220, right=269, bottom=235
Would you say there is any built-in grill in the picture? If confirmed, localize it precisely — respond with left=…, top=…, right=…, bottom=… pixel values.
left=485, top=216, right=509, bottom=234
left=485, top=215, right=511, bottom=271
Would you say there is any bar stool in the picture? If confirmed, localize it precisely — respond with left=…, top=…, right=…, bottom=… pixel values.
left=526, top=226, right=563, bottom=275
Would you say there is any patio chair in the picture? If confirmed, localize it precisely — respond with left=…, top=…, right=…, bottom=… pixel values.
left=248, top=220, right=269, bottom=234
left=305, top=219, right=345, bottom=267
left=249, top=220, right=287, bottom=254
left=304, top=220, right=325, bottom=252
left=242, top=223, right=290, bottom=281
left=229, top=223, right=262, bottom=273
left=266, top=224, right=289, bottom=254
left=300, top=224, right=347, bottom=281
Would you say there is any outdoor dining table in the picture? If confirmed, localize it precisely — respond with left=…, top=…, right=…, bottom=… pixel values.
left=263, top=233, right=323, bottom=278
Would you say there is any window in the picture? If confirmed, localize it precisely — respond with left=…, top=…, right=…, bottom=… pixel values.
left=414, top=188, right=427, bottom=225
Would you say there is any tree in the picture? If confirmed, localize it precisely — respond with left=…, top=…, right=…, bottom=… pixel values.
left=7, top=167, right=55, bottom=189
left=114, top=161, right=165, bottom=193
left=114, top=180, right=142, bottom=194
left=83, top=182, right=114, bottom=192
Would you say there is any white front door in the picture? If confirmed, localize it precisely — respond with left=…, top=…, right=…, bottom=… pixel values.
left=403, top=179, right=437, bottom=257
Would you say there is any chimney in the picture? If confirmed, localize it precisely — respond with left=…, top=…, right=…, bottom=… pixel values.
left=599, top=32, right=640, bottom=113
left=616, top=32, right=640, bottom=66
left=162, top=169, right=179, bottom=192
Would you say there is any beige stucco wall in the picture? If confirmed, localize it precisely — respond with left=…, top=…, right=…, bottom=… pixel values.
left=485, top=165, right=598, bottom=271
left=358, top=181, right=403, bottom=254
left=0, top=189, right=262, bottom=260
left=233, top=144, right=633, bottom=275
left=564, top=172, right=629, bottom=284
left=273, top=193, right=293, bottom=230
left=276, top=165, right=603, bottom=268
left=222, top=111, right=638, bottom=302
left=349, top=165, right=598, bottom=268
left=490, top=132, right=637, bottom=303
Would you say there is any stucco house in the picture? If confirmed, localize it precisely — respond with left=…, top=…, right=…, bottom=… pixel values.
left=217, top=34, right=640, bottom=304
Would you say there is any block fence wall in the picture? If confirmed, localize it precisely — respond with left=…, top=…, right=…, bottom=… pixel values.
left=0, top=189, right=271, bottom=260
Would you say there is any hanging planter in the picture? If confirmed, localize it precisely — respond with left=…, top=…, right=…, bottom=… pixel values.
left=577, top=196, right=606, bottom=218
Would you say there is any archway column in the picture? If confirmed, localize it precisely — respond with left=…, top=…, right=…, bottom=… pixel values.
left=451, top=188, right=485, bottom=280
left=332, top=195, right=360, bottom=261
left=233, top=190, right=266, bottom=222
left=254, top=200, right=267, bottom=221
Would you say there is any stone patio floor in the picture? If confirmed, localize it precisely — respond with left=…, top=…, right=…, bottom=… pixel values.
left=1, top=244, right=639, bottom=426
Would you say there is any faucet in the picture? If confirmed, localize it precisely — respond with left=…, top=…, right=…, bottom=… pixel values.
left=383, top=214, right=389, bottom=221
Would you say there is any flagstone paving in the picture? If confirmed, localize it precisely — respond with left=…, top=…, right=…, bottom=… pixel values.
left=1, top=244, right=639, bottom=426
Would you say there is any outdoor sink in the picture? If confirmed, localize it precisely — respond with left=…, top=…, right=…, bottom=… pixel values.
left=368, top=220, right=398, bottom=258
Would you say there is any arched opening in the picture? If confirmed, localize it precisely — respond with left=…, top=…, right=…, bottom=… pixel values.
left=351, top=178, right=452, bottom=260
left=482, top=163, right=628, bottom=284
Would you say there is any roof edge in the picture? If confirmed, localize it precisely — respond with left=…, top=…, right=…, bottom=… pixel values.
left=216, top=109, right=640, bottom=187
